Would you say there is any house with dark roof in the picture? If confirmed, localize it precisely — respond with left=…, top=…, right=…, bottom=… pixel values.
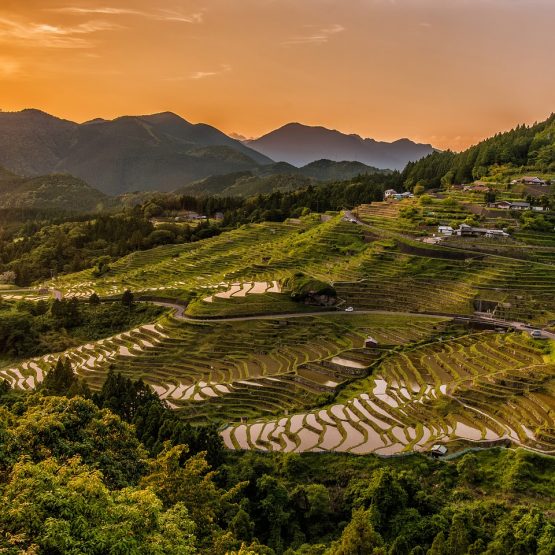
left=490, top=201, right=530, bottom=210
left=522, top=176, right=547, bottom=185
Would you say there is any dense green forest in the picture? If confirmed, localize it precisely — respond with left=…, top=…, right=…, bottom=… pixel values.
left=0, top=174, right=392, bottom=286
left=402, top=114, right=555, bottom=189
left=0, top=371, right=553, bottom=555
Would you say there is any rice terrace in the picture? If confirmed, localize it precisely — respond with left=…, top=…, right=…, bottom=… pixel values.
left=3, top=205, right=555, bottom=458
left=3, top=2, right=555, bottom=552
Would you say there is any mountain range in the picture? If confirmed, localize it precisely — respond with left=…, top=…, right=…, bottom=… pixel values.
left=0, top=110, right=272, bottom=196
left=246, top=123, right=434, bottom=169
left=0, top=110, right=435, bottom=196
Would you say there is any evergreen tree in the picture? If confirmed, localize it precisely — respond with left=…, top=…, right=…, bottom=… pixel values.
left=427, top=531, right=446, bottom=555
left=447, top=513, right=469, bottom=555
left=42, top=357, right=78, bottom=395
left=122, top=289, right=134, bottom=307
left=330, top=508, right=383, bottom=555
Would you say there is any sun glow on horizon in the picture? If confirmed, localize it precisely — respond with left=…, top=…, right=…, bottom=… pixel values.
left=1, top=0, right=554, bottom=150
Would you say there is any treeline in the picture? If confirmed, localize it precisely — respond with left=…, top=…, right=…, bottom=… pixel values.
left=151, top=173, right=397, bottom=224
left=0, top=368, right=553, bottom=554
left=402, top=114, right=555, bottom=189
left=0, top=297, right=163, bottom=358
left=0, top=210, right=220, bottom=286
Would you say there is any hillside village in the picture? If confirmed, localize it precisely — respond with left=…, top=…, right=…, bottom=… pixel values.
left=382, top=174, right=554, bottom=247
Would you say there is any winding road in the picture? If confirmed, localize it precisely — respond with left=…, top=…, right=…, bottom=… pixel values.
left=46, top=288, right=555, bottom=339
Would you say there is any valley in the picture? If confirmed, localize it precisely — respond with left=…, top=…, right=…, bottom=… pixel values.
left=2, top=2, right=555, bottom=552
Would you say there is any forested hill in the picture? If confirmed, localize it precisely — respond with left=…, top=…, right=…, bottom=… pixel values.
left=179, top=159, right=388, bottom=197
left=401, top=114, right=555, bottom=189
left=0, top=167, right=114, bottom=212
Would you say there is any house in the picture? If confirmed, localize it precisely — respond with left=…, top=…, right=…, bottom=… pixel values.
left=532, top=206, right=550, bottom=212
left=393, top=192, right=414, bottom=200
left=509, top=202, right=531, bottom=210
left=490, top=201, right=530, bottom=210
left=456, top=224, right=509, bottom=238
left=384, top=189, right=398, bottom=199
left=430, top=444, right=448, bottom=457
left=522, top=176, right=547, bottom=186
left=438, top=225, right=454, bottom=236
left=485, top=229, right=510, bottom=238
left=490, top=201, right=512, bottom=210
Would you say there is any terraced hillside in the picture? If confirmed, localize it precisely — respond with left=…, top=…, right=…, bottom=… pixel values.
left=0, top=312, right=447, bottom=424
left=6, top=204, right=555, bottom=458
left=49, top=210, right=555, bottom=323
left=50, top=216, right=368, bottom=303
left=223, top=331, right=555, bottom=455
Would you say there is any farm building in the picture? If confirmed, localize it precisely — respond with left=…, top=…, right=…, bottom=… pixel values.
left=393, top=192, right=414, bottom=200
left=489, top=201, right=530, bottom=210
left=438, top=225, right=454, bottom=236
left=456, top=224, right=509, bottom=238
left=364, top=336, right=378, bottom=348
left=430, top=444, right=448, bottom=457
left=522, top=176, right=547, bottom=185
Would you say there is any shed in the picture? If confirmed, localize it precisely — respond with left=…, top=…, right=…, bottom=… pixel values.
left=365, top=336, right=378, bottom=348
left=430, top=444, right=448, bottom=457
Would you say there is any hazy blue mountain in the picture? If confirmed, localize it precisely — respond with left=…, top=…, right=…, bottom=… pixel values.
left=247, top=122, right=434, bottom=170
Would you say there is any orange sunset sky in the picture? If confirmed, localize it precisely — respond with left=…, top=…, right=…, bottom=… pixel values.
left=1, top=0, right=554, bottom=150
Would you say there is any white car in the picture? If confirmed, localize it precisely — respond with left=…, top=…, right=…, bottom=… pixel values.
left=345, top=306, right=354, bottom=312
left=530, top=329, right=543, bottom=338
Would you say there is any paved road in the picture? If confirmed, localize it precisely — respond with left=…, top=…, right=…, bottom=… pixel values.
left=41, top=287, right=555, bottom=337
left=154, top=302, right=555, bottom=338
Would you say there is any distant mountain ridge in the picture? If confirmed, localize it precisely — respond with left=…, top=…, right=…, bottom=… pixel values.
left=246, top=123, right=434, bottom=170
left=0, top=109, right=273, bottom=195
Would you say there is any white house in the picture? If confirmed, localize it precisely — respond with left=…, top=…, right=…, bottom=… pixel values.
left=438, top=225, right=454, bottom=236
left=485, top=229, right=510, bottom=238
left=384, top=189, right=398, bottom=199
left=490, top=201, right=530, bottom=210
left=393, top=192, right=414, bottom=200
